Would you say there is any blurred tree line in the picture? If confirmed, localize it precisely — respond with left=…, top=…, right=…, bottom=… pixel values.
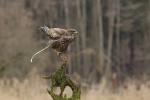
left=0, top=0, right=150, bottom=85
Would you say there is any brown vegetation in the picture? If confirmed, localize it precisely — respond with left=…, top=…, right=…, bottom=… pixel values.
left=0, top=74, right=150, bottom=100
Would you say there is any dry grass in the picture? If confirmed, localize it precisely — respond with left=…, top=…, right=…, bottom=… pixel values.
left=82, top=82, right=150, bottom=100
left=0, top=70, right=150, bottom=100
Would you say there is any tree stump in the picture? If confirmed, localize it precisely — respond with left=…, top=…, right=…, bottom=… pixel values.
left=43, top=63, right=81, bottom=100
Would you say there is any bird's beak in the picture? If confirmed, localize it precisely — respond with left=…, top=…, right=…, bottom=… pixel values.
left=75, top=31, right=79, bottom=34
left=74, top=31, right=79, bottom=36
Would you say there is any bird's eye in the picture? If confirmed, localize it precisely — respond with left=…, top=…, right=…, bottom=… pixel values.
left=67, top=29, right=78, bottom=34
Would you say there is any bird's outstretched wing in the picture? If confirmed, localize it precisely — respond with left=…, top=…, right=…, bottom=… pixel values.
left=48, top=28, right=67, bottom=40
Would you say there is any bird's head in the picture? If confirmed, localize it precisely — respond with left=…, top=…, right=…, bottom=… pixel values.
left=67, top=29, right=79, bottom=37
left=39, top=25, right=49, bottom=34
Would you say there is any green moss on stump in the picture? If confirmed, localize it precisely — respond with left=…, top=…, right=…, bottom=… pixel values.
left=43, top=64, right=81, bottom=100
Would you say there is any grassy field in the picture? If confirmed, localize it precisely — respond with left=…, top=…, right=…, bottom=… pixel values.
left=0, top=72, right=150, bottom=100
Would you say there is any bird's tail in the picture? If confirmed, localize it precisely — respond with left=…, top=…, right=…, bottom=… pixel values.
left=30, top=43, right=50, bottom=63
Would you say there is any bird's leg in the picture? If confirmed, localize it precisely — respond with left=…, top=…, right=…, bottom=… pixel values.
left=58, top=52, right=69, bottom=65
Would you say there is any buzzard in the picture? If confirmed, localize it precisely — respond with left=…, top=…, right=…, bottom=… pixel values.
left=31, top=26, right=78, bottom=63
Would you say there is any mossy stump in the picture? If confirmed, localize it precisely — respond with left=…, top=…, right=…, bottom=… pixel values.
left=43, top=63, right=81, bottom=100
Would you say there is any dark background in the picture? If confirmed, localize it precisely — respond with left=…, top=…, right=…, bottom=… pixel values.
left=0, top=0, right=150, bottom=86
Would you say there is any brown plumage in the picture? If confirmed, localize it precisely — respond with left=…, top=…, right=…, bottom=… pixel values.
left=31, top=26, right=78, bottom=63
left=40, top=26, right=78, bottom=54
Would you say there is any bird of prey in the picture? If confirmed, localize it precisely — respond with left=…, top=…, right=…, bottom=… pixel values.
left=40, top=26, right=78, bottom=40
left=31, top=26, right=78, bottom=63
